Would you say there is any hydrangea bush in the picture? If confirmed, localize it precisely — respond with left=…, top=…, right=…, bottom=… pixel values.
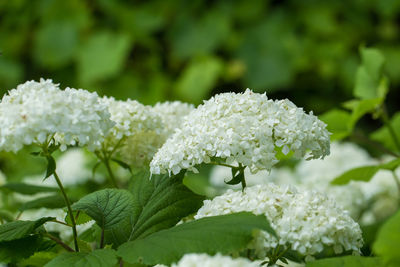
left=0, top=48, right=399, bottom=267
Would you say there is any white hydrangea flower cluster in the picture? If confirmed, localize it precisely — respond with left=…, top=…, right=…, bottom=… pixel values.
left=209, top=142, right=399, bottom=221
left=170, top=253, right=259, bottom=267
left=100, top=97, right=165, bottom=167
left=152, top=101, right=195, bottom=136
left=195, top=184, right=363, bottom=259
left=0, top=79, right=114, bottom=152
left=150, top=89, right=330, bottom=175
left=100, top=97, right=163, bottom=149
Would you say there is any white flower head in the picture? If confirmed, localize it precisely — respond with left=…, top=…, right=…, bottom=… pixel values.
left=195, top=184, right=363, bottom=259
left=152, top=101, right=195, bottom=136
left=171, top=253, right=259, bottom=267
left=150, top=89, right=330, bottom=175
left=0, top=79, right=114, bottom=152
left=101, top=96, right=165, bottom=167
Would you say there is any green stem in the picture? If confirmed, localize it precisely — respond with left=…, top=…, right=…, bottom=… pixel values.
left=208, top=161, right=238, bottom=169
left=381, top=105, right=400, bottom=152
left=391, top=171, right=400, bottom=206
left=350, top=131, right=399, bottom=157
left=103, top=157, right=119, bottom=188
left=44, top=232, right=74, bottom=252
left=100, top=228, right=105, bottom=249
left=239, top=165, right=247, bottom=191
left=50, top=219, right=71, bottom=227
left=53, top=171, right=79, bottom=252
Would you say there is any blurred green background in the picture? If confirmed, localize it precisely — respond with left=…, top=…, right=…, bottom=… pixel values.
left=1, top=0, right=399, bottom=114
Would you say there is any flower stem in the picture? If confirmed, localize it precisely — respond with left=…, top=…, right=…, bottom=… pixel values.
left=103, top=157, right=119, bottom=188
left=100, top=228, right=105, bottom=249
left=44, top=232, right=74, bottom=252
left=391, top=171, right=400, bottom=206
left=53, top=171, right=79, bottom=252
left=381, top=105, right=400, bottom=152
left=208, top=161, right=238, bottom=169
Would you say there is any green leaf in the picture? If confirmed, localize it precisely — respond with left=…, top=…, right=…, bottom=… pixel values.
left=65, top=211, right=93, bottom=226
left=78, top=31, right=132, bottom=84
left=20, top=251, right=58, bottom=267
left=106, top=172, right=204, bottom=246
left=0, top=217, right=54, bottom=242
left=169, top=10, right=230, bottom=60
left=111, top=158, right=132, bottom=173
left=306, top=255, right=382, bottom=267
left=117, top=212, right=275, bottom=265
left=175, top=56, right=223, bottom=103
left=34, top=21, right=78, bottom=69
left=331, top=158, right=400, bottom=185
left=0, top=209, right=15, bottom=222
left=225, top=171, right=244, bottom=185
left=380, top=158, right=400, bottom=171
left=19, top=194, right=66, bottom=211
left=0, top=235, right=43, bottom=263
left=371, top=112, right=400, bottom=152
left=331, top=166, right=380, bottom=185
left=373, top=210, right=400, bottom=265
left=45, top=156, right=56, bottom=179
left=346, top=98, right=383, bottom=129
left=354, top=47, right=386, bottom=99
left=45, top=249, right=118, bottom=267
left=72, top=189, right=134, bottom=230
left=0, top=182, right=58, bottom=195
left=319, top=109, right=351, bottom=140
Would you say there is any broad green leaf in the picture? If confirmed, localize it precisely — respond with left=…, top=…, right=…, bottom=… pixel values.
left=331, top=158, right=400, bottom=185
left=373, top=210, right=400, bottom=266
left=346, top=98, right=383, bottom=129
left=117, top=212, right=275, bottom=265
left=0, top=182, right=58, bottom=195
left=0, top=235, right=43, bottom=263
left=106, top=172, right=204, bottom=246
left=380, top=158, right=400, bottom=171
left=72, top=189, right=134, bottom=230
left=354, top=47, right=386, bottom=99
left=169, top=10, right=230, bottom=60
left=0, top=217, right=54, bottom=242
left=331, top=166, right=380, bottom=185
left=0, top=210, right=14, bottom=222
left=78, top=31, right=132, bottom=84
left=319, top=109, right=351, bottom=140
left=79, top=224, right=102, bottom=243
left=20, top=251, right=58, bottom=267
left=19, top=195, right=66, bottom=211
left=371, top=112, right=400, bottom=152
left=306, top=255, right=382, bottom=267
left=175, top=56, right=223, bottom=103
left=65, top=211, right=93, bottom=226
left=33, top=21, right=78, bottom=69
left=45, top=249, right=118, bottom=267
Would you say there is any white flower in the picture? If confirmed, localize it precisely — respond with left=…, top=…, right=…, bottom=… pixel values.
left=209, top=142, right=399, bottom=221
left=195, top=184, right=363, bottom=259
left=152, top=101, right=195, bottom=136
left=171, top=253, right=259, bottom=267
left=150, top=89, right=330, bottom=175
left=100, top=97, right=165, bottom=167
left=0, top=79, right=114, bottom=152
